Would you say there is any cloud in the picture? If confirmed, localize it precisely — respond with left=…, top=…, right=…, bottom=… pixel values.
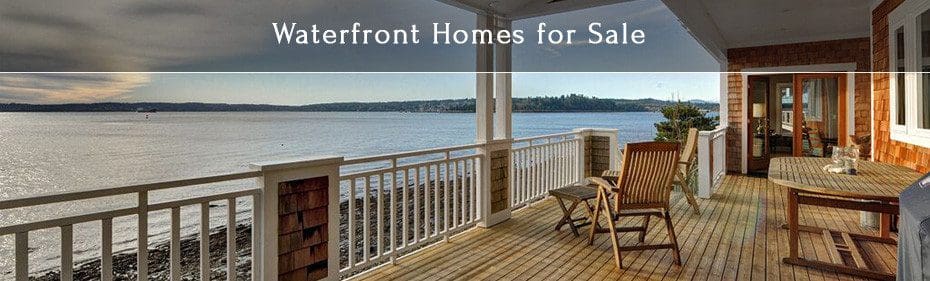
left=0, top=0, right=330, bottom=71
left=0, top=0, right=475, bottom=72
left=0, top=74, right=150, bottom=103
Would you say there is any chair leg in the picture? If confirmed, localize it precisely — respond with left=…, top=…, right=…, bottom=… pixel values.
left=588, top=189, right=603, bottom=246
left=676, top=172, right=701, bottom=215
left=602, top=192, right=623, bottom=269
left=639, top=215, right=650, bottom=243
left=663, top=210, right=682, bottom=266
left=680, top=183, right=701, bottom=215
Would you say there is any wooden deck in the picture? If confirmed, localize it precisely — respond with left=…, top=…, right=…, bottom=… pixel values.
left=350, top=175, right=897, bottom=281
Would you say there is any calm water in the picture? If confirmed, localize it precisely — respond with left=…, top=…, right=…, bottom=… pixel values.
left=0, top=111, right=661, bottom=276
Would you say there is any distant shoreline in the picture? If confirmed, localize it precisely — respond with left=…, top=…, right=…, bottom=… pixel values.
left=0, top=95, right=718, bottom=113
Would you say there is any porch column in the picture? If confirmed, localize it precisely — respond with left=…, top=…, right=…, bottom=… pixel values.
left=476, top=13, right=494, bottom=143
left=251, top=156, right=343, bottom=281
left=494, top=18, right=513, bottom=140
left=476, top=13, right=512, bottom=227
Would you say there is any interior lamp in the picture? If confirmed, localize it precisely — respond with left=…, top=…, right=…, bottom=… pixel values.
left=752, top=103, right=766, bottom=135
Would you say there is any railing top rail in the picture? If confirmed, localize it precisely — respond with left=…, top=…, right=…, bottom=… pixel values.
left=0, top=188, right=259, bottom=235
left=512, top=131, right=579, bottom=143
left=341, top=143, right=485, bottom=166
left=0, top=170, right=262, bottom=211
left=698, top=125, right=727, bottom=136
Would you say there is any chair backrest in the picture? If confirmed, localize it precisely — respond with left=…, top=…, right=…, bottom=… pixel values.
left=612, top=141, right=681, bottom=209
left=679, top=128, right=699, bottom=173
left=808, top=129, right=824, bottom=157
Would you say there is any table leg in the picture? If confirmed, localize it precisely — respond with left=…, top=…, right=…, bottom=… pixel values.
left=555, top=198, right=581, bottom=236
left=879, top=213, right=891, bottom=239
left=787, top=188, right=799, bottom=259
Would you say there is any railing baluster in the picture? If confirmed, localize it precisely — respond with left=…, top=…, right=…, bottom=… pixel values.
left=522, top=149, right=528, bottom=204
left=451, top=160, right=458, bottom=228
left=201, top=202, right=210, bottom=281
left=251, top=193, right=262, bottom=281
left=442, top=160, right=449, bottom=234
left=470, top=159, right=476, bottom=222
left=542, top=143, right=548, bottom=195
left=433, top=164, right=440, bottom=236
left=460, top=160, right=466, bottom=226
left=363, top=176, right=371, bottom=262
left=534, top=146, right=540, bottom=200
left=413, top=167, right=420, bottom=243
left=61, top=225, right=73, bottom=281
left=424, top=166, right=432, bottom=238
left=15, top=232, right=27, bottom=281
left=170, top=207, right=181, bottom=281
left=402, top=167, right=409, bottom=248
left=389, top=166, right=397, bottom=261
left=348, top=179, right=356, bottom=266
left=138, top=191, right=149, bottom=280
left=227, top=198, right=236, bottom=281
left=377, top=173, right=385, bottom=259
left=102, top=219, right=113, bottom=281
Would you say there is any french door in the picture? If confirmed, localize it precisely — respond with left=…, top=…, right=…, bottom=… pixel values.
left=791, top=73, right=847, bottom=157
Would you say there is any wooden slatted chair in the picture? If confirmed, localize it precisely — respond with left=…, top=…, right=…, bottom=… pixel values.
left=673, top=128, right=701, bottom=214
left=587, top=141, right=683, bottom=270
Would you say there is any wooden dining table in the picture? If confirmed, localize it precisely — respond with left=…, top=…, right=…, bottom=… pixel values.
left=768, top=157, right=922, bottom=281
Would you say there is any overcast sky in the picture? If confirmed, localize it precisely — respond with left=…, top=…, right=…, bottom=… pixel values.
left=0, top=0, right=720, bottom=104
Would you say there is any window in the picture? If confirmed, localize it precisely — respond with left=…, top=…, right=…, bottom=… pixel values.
left=921, top=9, right=930, bottom=129
left=895, top=26, right=906, bottom=126
left=888, top=0, right=930, bottom=147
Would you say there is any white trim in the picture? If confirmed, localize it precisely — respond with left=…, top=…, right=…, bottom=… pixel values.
left=728, top=32, right=871, bottom=49
left=870, top=6, right=876, bottom=161
left=871, top=0, right=884, bottom=12
left=660, top=0, right=728, bottom=62
left=887, top=0, right=930, bottom=148
left=742, top=63, right=858, bottom=73
left=739, top=63, right=858, bottom=173
left=847, top=71, right=856, bottom=138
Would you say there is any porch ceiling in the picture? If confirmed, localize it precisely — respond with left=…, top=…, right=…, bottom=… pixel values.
left=438, top=0, right=873, bottom=61
left=435, top=0, right=636, bottom=20
left=679, top=0, right=872, bottom=49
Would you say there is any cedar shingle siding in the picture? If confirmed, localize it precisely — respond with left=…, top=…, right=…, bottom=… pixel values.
left=872, top=0, right=930, bottom=173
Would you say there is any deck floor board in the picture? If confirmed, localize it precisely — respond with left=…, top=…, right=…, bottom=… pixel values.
left=350, top=175, right=898, bottom=280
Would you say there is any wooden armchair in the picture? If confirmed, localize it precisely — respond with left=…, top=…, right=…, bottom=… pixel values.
left=673, top=128, right=700, bottom=214
left=587, top=141, right=683, bottom=270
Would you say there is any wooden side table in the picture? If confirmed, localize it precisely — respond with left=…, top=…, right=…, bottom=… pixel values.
left=549, top=184, right=598, bottom=236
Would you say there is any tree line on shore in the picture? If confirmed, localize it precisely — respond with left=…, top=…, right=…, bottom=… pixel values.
left=0, top=94, right=717, bottom=112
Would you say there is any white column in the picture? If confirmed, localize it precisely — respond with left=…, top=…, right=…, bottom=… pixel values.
left=476, top=13, right=495, bottom=143
left=718, top=59, right=728, bottom=127
left=494, top=18, right=513, bottom=140
left=251, top=156, right=343, bottom=281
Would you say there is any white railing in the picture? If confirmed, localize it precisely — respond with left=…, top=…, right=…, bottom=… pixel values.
left=697, top=126, right=727, bottom=198
left=338, top=143, right=483, bottom=276
left=2, top=130, right=610, bottom=281
left=0, top=172, right=263, bottom=281
left=510, top=132, right=583, bottom=208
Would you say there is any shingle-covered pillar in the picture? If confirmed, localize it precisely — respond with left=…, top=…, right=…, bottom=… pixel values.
left=478, top=139, right=512, bottom=228
left=574, top=128, right=620, bottom=178
left=252, top=156, right=343, bottom=281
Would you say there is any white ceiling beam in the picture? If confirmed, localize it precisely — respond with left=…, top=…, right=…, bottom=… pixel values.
left=434, top=0, right=491, bottom=16
left=508, top=0, right=633, bottom=20
left=659, top=0, right=728, bottom=62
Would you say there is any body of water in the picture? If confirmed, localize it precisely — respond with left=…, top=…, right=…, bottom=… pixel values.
left=0, top=111, right=662, bottom=276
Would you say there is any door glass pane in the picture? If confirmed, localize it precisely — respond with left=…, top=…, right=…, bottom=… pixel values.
left=801, top=78, right=838, bottom=158
left=921, top=9, right=930, bottom=128
left=896, top=26, right=907, bottom=126
left=750, top=79, right=767, bottom=158
left=772, top=82, right=794, bottom=157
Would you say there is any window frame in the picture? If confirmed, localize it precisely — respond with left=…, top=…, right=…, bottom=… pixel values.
left=888, top=0, right=930, bottom=147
